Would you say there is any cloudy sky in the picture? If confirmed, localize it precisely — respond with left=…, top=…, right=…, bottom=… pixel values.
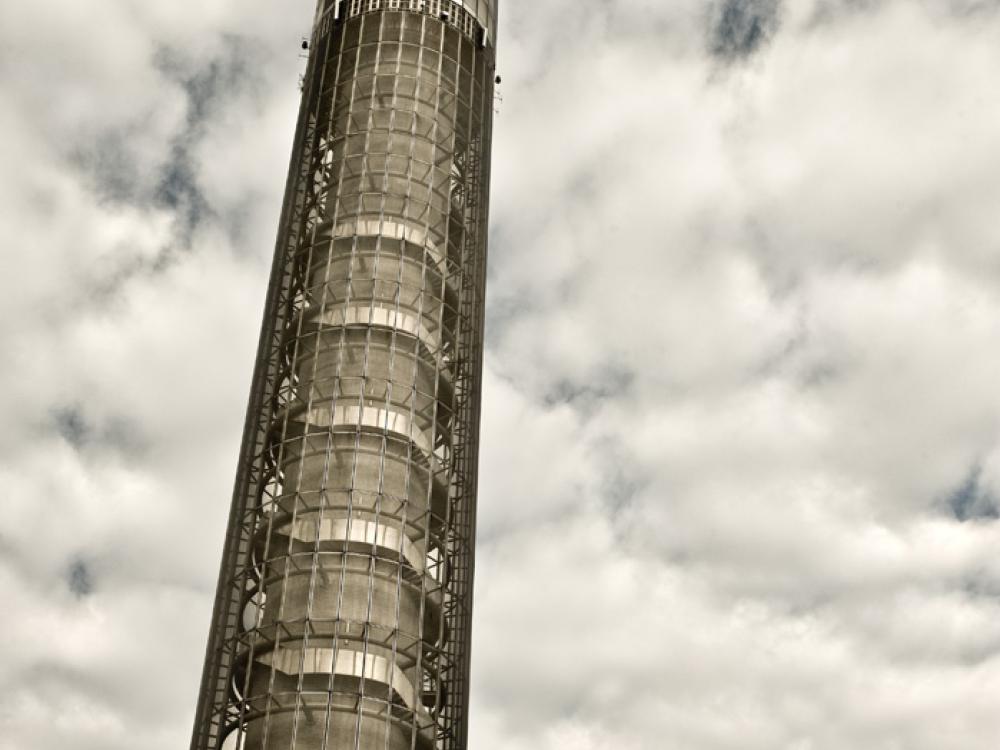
left=2, top=0, right=1000, bottom=748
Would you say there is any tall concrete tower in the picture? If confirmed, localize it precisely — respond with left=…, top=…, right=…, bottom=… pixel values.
left=190, top=2, right=497, bottom=749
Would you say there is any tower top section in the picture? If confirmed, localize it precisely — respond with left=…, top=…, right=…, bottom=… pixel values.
left=315, top=0, right=499, bottom=48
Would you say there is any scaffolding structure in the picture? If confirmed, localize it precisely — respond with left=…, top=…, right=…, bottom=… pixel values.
left=190, top=2, right=496, bottom=748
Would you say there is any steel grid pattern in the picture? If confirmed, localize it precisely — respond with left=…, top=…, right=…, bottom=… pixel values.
left=190, top=5, right=495, bottom=750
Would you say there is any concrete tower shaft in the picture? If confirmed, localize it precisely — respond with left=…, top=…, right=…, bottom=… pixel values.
left=190, top=2, right=496, bottom=749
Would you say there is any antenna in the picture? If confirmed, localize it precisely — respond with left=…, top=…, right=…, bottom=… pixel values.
left=296, top=33, right=310, bottom=90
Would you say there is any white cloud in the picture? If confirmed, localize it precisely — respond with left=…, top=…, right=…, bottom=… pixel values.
left=1, top=0, right=999, bottom=749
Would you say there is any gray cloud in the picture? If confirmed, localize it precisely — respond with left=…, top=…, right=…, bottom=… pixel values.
left=151, top=38, right=263, bottom=240
left=710, top=0, right=782, bottom=60
left=946, top=465, right=999, bottom=522
left=67, top=560, right=94, bottom=598
left=52, top=407, right=90, bottom=449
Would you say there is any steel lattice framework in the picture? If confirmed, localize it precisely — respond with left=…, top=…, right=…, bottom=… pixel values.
left=190, top=2, right=496, bottom=748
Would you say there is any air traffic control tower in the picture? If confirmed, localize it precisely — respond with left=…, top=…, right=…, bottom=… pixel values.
left=190, top=2, right=497, bottom=749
